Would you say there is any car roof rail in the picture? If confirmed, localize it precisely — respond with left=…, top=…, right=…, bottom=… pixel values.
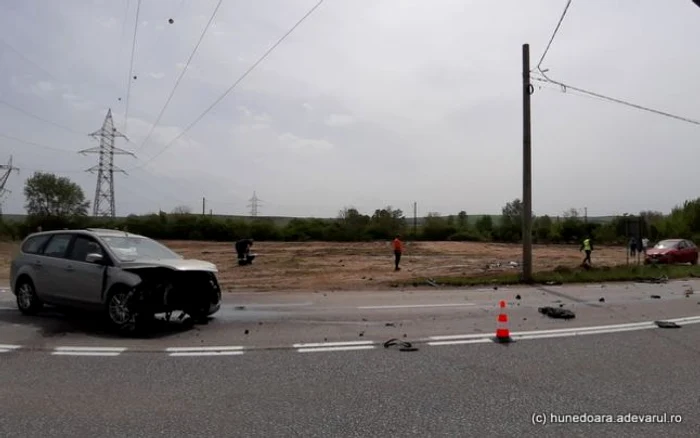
left=85, top=227, right=133, bottom=236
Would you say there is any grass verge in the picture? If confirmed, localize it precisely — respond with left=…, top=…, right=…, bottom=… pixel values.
left=391, top=264, right=700, bottom=288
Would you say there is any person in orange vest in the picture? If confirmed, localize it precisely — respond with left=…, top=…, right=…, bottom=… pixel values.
left=392, top=235, right=404, bottom=271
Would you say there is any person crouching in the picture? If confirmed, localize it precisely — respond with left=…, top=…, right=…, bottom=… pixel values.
left=235, top=238, right=255, bottom=266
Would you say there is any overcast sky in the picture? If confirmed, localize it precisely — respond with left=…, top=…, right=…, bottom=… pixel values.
left=0, top=0, right=699, bottom=219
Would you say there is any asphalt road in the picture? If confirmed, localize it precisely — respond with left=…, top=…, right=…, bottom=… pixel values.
left=1, top=279, right=700, bottom=351
left=1, top=323, right=698, bottom=437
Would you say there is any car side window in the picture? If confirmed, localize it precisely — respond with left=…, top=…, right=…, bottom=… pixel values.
left=42, top=234, right=74, bottom=258
left=67, top=236, right=104, bottom=262
left=21, top=234, right=52, bottom=254
left=678, top=241, right=687, bottom=250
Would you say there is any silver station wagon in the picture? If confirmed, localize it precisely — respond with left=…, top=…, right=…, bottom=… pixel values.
left=10, top=228, right=222, bottom=332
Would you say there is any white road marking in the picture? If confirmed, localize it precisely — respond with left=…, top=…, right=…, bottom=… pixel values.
left=52, top=351, right=124, bottom=356
left=427, top=315, right=700, bottom=346
left=166, top=346, right=245, bottom=352
left=166, top=346, right=245, bottom=356
left=169, top=351, right=245, bottom=357
left=0, top=306, right=16, bottom=310
left=429, top=333, right=493, bottom=341
left=293, top=341, right=373, bottom=348
left=233, top=302, right=314, bottom=308
left=297, top=345, right=376, bottom=353
left=513, top=325, right=658, bottom=340
left=357, top=303, right=476, bottom=310
left=51, top=346, right=127, bottom=357
left=0, top=344, right=21, bottom=353
left=428, top=338, right=493, bottom=346
left=294, top=340, right=376, bottom=353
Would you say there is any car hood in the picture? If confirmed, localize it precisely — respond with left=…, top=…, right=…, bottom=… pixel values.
left=119, top=258, right=218, bottom=272
left=646, top=248, right=673, bottom=256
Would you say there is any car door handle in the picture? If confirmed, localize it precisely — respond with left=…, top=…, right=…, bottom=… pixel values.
left=65, top=265, right=75, bottom=272
left=33, top=260, right=42, bottom=267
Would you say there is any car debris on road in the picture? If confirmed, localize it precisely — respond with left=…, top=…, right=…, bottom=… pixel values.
left=538, top=306, right=576, bottom=319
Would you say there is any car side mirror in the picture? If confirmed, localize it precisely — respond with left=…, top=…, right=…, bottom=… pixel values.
left=86, top=253, right=104, bottom=264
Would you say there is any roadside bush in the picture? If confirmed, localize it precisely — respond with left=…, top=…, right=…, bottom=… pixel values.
left=447, top=231, right=486, bottom=242
left=5, top=197, right=700, bottom=247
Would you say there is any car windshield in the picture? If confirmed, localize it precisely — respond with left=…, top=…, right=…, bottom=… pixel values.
left=654, top=240, right=678, bottom=249
left=100, top=236, right=182, bottom=261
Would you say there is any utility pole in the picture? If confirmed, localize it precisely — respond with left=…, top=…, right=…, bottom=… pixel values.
left=584, top=207, right=588, bottom=225
left=202, top=197, right=206, bottom=216
left=79, top=109, right=135, bottom=217
left=413, top=202, right=417, bottom=237
left=522, top=43, right=533, bottom=283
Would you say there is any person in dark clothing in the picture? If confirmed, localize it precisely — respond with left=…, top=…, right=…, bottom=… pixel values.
left=629, top=237, right=637, bottom=257
left=235, top=238, right=255, bottom=265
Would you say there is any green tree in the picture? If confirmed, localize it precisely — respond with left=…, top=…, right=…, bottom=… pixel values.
left=533, top=215, right=553, bottom=242
left=172, top=205, right=192, bottom=215
left=475, top=215, right=493, bottom=236
left=497, top=199, right=524, bottom=242
left=560, top=208, right=585, bottom=243
left=457, top=211, right=468, bottom=229
left=422, top=213, right=457, bottom=240
left=24, top=172, right=90, bottom=218
left=367, top=206, right=405, bottom=239
left=337, top=207, right=370, bottom=240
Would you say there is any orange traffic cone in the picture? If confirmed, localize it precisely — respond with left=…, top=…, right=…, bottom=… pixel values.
left=495, top=300, right=512, bottom=343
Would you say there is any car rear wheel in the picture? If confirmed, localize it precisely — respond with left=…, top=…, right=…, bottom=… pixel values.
left=16, top=278, right=43, bottom=315
left=692, top=255, right=698, bottom=265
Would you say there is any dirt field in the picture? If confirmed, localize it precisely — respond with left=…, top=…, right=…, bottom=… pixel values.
left=0, top=240, right=629, bottom=291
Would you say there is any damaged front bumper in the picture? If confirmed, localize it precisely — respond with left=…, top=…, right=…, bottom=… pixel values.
left=125, top=268, right=222, bottom=319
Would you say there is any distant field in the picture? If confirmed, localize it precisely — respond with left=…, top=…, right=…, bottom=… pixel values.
left=0, top=240, right=628, bottom=292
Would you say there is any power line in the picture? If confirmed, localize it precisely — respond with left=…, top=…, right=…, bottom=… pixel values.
left=0, top=33, right=113, bottom=110
left=535, top=0, right=573, bottom=72
left=123, top=0, right=142, bottom=133
left=531, top=0, right=700, bottom=126
left=532, top=75, right=700, bottom=126
left=0, top=99, right=87, bottom=136
left=0, top=37, right=58, bottom=81
left=120, top=0, right=131, bottom=42
left=10, top=161, right=85, bottom=174
left=129, top=0, right=326, bottom=171
left=136, top=0, right=224, bottom=153
left=127, top=169, right=193, bottom=207
left=0, top=132, right=79, bottom=153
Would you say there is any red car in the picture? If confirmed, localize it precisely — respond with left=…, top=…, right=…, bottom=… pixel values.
left=644, top=239, right=699, bottom=265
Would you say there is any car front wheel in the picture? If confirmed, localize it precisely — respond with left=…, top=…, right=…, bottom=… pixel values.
left=16, top=278, right=43, bottom=315
left=106, top=287, right=138, bottom=332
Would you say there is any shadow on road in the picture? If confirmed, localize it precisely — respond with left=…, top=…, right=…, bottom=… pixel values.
left=0, top=306, right=203, bottom=340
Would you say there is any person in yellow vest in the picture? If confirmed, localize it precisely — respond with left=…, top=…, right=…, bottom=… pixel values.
left=580, top=237, right=593, bottom=266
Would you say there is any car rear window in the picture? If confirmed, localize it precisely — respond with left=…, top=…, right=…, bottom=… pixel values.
left=42, top=234, right=74, bottom=258
left=21, top=234, right=52, bottom=254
